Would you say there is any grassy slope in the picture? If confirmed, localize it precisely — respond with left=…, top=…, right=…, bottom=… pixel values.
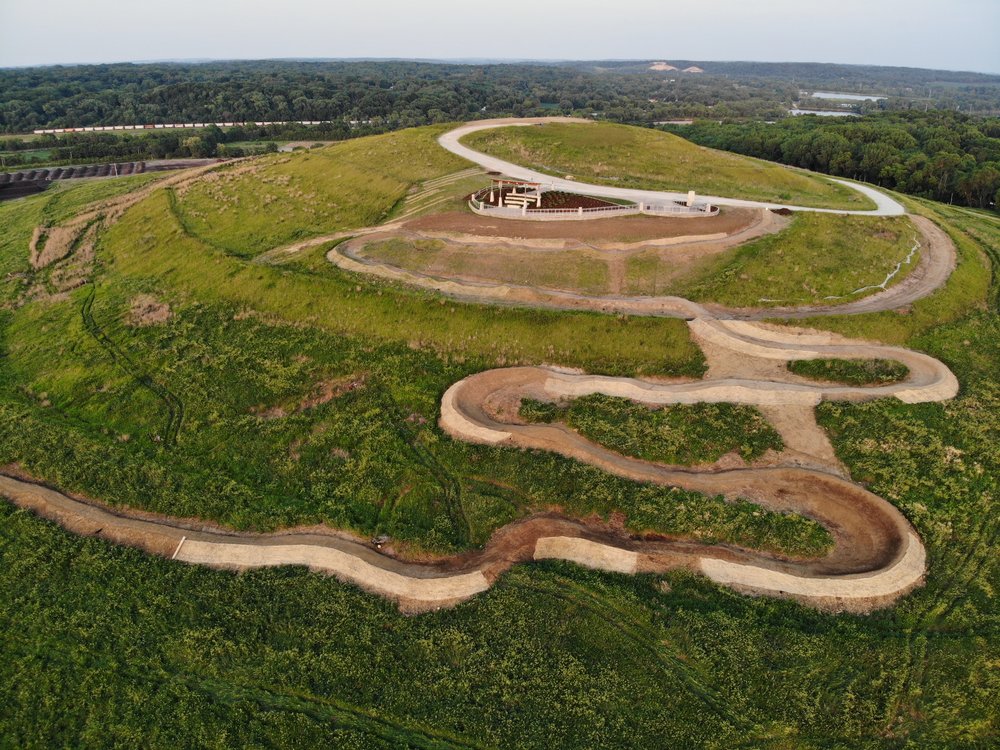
left=780, top=196, right=993, bottom=344
left=462, top=122, right=874, bottom=210
left=176, top=125, right=468, bottom=257
left=672, top=213, right=919, bottom=307
left=1, top=140, right=998, bottom=747
left=112, top=190, right=699, bottom=376
left=0, top=134, right=827, bottom=560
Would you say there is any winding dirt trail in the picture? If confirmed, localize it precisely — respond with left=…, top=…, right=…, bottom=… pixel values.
left=2, top=305, right=948, bottom=613
left=0, top=121, right=961, bottom=614
left=437, top=310, right=954, bottom=611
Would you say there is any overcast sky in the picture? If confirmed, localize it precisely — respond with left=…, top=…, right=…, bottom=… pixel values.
left=1, top=0, right=997, bottom=73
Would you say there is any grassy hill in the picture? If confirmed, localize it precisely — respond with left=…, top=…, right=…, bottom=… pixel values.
left=0, top=132, right=725, bottom=551
left=174, top=125, right=469, bottom=258
left=462, top=122, right=875, bottom=210
left=670, top=213, right=917, bottom=306
left=0, top=125, right=997, bottom=747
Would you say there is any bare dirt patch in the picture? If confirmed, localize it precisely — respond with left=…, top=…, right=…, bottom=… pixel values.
left=405, top=207, right=758, bottom=243
left=299, top=373, right=367, bottom=411
left=127, top=294, right=172, bottom=327
left=29, top=224, right=83, bottom=270
left=252, top=372, right=367, bottom=420
left=356, top=209, right=782, bottom=298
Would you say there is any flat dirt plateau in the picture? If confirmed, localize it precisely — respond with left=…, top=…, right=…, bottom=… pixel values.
left=405, top=206, right=760, bottom=243
left=359, top=208, right=780, bottom=296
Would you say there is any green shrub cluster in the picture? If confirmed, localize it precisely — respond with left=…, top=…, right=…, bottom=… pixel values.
left=788, top=358, right=909, bottom=385
left=521, top=395, right=784, bottom=464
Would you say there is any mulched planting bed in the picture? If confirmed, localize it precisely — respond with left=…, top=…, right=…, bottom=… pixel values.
left=473, top=187, right=623, bottom=210
left=538, top=191, right=623, bottom=209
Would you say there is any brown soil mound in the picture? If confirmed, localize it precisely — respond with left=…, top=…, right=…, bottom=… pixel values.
left=405, top=207, right=757, bottom=243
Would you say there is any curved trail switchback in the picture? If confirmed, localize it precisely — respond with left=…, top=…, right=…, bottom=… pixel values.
left=2, top=119, right=960, bottom=614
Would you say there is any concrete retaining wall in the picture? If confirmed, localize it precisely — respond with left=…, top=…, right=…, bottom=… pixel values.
left=468, top=197, right=719, bottom=222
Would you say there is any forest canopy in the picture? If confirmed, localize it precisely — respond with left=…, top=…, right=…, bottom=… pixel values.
left=2, top=59, right=999, bottom=134
left=2, top=60, right=999, bottom=210
left=667, top=111, right=1000, bottom=209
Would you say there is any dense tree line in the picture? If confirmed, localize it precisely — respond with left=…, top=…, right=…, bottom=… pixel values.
left=667, top=111, right=1000, bottom=210
left=0, top=121, right=376, bottom=167
left=3, top=61, right=999, bottom=210
left=0, top=60, right=794, bottom=132
left=568, top=60, right=1000, bottom=112
left=3, top=60, right=999, bottom=135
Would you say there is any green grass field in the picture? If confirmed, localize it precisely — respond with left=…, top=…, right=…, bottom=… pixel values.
left=0, top=125, right=997, bottom=747
left=0, top=147, right=54, bottom=163
left=462, top=122, right=875, bottom=210
left=779, top=195, right=993, bottom=344
left=521, top=394, right=789, bottom=465
left=671, top=213, right=919, bottom=307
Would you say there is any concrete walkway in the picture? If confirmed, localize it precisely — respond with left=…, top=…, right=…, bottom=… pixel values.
left=438, top=118, right=906, bottom=216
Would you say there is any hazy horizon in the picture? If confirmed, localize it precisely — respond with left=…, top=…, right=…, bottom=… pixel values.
left=3, top=56, right=997, bottom=77
left=1, top=0, right=998, bottom=74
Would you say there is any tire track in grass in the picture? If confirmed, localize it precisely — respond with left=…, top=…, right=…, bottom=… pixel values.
left=378, top=382, right=471, bottom=547
left=882, top=512, right=1000, bottom=734
left=875, top=213, right=1000, bottom=735
left=515, top=571, right=756, bottom=735
left=182, top=674, right=488, bottom=750
left=165, top=187, right=248, bottom=258
left=80, top=284, right=184, bottom=446
left=880, top=229, right=1000, bottom=730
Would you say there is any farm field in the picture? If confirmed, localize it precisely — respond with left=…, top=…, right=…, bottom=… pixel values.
left=0, top=119, right=997, bottom=749
left=461, top=121, right=876, bottom=210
